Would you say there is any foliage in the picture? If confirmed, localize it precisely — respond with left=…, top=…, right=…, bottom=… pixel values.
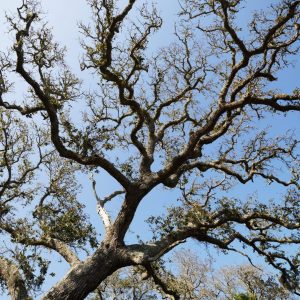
left=234, top=294, right=256, bottom=300
left=0, top=0, right=300, bottom=299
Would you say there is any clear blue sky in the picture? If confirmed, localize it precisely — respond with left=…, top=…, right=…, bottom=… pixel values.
left=0, top=0, right=299, bottom=299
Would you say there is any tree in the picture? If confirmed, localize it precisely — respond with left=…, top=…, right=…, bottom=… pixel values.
left=215, top=264, right=292, bottom=300
left=0, top=0, right=300, bottom=299
left=88, top=250, right=292, bottom=300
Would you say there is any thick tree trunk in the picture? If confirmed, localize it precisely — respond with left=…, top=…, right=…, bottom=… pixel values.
left=42, top=243, right=128, bottom=300
left=42, top=190, right=147, bottom=300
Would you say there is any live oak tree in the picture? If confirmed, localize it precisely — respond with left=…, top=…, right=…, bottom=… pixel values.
left=0, top=0, right=300, bottom=299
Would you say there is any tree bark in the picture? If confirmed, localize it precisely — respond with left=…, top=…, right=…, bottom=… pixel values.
left=0, top=257, right=31, bottom=300
left=42, top=243, right=128, bottom=300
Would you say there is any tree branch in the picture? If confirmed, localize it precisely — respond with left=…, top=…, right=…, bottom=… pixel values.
left=0, top=256, right=31, bottom=300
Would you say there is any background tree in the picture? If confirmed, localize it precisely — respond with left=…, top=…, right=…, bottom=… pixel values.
left=0, top=0, right=300, bottom=299
left=89, top=250, right=292, bottom=300
left=0, top=108, right=97, bottom=299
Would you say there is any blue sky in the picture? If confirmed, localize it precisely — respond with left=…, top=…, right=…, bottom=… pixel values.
left=0, top=1, right=183, bottom=298
left=1, top=0, right=300, bottom=299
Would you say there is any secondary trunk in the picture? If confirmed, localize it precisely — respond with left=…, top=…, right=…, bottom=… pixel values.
left=0, top=257, right=31, bottom=300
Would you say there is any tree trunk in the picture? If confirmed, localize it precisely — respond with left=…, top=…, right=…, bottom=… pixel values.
left=42, top=243, right=128, bottom=300
left=0, top=257, right=31, bottom=300
left=7, top=275, right=30, bottom=300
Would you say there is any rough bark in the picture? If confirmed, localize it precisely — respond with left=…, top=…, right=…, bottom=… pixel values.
left=42, top=243, right=128, bottom=300
left=0, top=257, right=31, bottom=300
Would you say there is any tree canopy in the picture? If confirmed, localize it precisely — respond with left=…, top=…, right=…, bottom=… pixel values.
left=0, top=0, right=300, bottom=299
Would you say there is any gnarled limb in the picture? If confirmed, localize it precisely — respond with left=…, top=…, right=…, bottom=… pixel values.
left=0, top=257, right=31, bottom=300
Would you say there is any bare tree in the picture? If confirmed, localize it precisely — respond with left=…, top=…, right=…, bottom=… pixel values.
left=214, top=264, right=292, bottom=300
left=0, top=0, right=300, bottom=299
left=89, top=250, right=292, bottom=300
